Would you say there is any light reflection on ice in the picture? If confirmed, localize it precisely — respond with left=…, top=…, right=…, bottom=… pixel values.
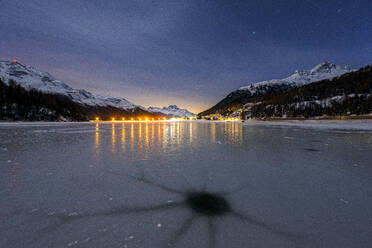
left=91, top=122, right=244, bottom=158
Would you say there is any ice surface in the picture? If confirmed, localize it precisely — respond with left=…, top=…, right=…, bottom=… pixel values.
left=1, top=121, right=372, bottom=248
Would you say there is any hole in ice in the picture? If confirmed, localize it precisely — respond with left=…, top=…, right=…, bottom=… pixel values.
left=304, top=148, right=320, bottom=152
left=185, top=192, right=231, bottom=216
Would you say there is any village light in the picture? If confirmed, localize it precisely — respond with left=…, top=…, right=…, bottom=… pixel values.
left=112, top=117, right=115, bottom=122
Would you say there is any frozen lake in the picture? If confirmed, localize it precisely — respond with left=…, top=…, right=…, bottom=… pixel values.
left=1, top=121, right=372, bottom=248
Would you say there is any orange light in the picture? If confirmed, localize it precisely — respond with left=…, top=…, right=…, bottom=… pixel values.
left=139, top=118, right=142, bottom=121
left=95, top=117, right=99, bottom=121
left=152, top=118, right=154, bottom=121
left=12, top=59, right=17, bottom=63
left=145, top=117, right=149, bottom=121
left=122, top=117, right=125, bottom=121
left=112, top=117, right=115, bottom=122
left=131, top=117, right=134, bottom=121
left=163, top=117, right=166, bottom=120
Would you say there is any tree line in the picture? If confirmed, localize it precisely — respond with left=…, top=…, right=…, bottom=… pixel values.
left=246, top=65, right=372, bottom=118
left=0, top=79, right=161, bottom=121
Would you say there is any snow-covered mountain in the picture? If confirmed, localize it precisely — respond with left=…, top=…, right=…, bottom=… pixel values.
left=0, top=60, right=138, bottom=110
left=239, top=62, right=353, bottom=94
left=241, top=65, right=372, bottom=119
left=199, top=62, right=354, bottom=116
left=148, top=105, right=195, bottom=117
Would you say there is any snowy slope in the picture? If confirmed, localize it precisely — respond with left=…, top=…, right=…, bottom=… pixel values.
left=239, top=62, right=353, bottom=94
left=0, top=61, right=138, bottom=110
left=148, top=105, right=195, bottom=117
left=199, top=62, right=355, bottom=116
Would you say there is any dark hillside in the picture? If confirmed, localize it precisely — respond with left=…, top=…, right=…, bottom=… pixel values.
left=0, top=79, right=162, bottom=121
left=248, top=66, right=372, bottom=118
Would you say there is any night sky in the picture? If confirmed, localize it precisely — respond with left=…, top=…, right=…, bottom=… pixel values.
left=1, top=0, right=371, bottom=113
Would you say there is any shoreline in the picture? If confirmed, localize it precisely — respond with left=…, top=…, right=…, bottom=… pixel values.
left=255, top=115, right=372, bottom=121
left=242, top=119, right=372, bottom=131
left=1, top=118, right=372, bottom=131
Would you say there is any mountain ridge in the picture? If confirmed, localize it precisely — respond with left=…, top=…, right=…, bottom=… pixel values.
left=244, top=65, right=372, bottom=119
left=0, top=60, right=140, bottom=111
left=0, top=60, right=163, bottom=121
left=239, top=61, right=352, bottom=92
left=148, top=105, right=195, bottom=117
left=199, top=62, right=353, bottom=117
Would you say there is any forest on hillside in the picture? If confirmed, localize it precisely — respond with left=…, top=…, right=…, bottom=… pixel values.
left=199, top=65, right=372, bottom=119
left=246, top=66, right=372, bottom=118
left=199, top=84, right=294, bottom=116
left=0, top=79, right=159, bottom=121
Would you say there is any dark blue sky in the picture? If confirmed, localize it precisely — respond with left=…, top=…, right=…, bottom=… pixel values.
left=1, top=0, right=371, bottom=112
